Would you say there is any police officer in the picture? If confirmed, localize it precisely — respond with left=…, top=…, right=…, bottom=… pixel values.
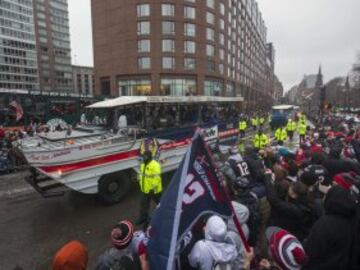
left=298, top=121, right=307, bottom=145
left=251, top=116, right=258, bottom=131
left=275, top=126, right=288, bottom=145
left=238, top=118, right=247, bottom=138
left=299, top=113, right=307, bottom=124
left=253, top=129, right=269, bottom=150
left=286, top=119, right=297, bottom=141
left=259, top=115, right=265, bottom=127
left=136, top=150, right=162, bottom=225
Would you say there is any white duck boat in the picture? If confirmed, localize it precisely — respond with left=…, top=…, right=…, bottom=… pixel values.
left=17, top=96, right=243, bottom=203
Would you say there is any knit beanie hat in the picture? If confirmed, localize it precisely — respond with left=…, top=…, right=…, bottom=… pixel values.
left=52, top=240, right=88, bottom=270
left=111, top=220, right=134, bottom=250
left=300, top=171, right=317, bottom=187
left=266, top=227, right=308, bottom=270
left=333, top=174, right=352, bottom=191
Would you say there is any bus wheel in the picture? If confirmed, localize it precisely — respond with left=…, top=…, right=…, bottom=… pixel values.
left=98, top=172, right=131, bottom=204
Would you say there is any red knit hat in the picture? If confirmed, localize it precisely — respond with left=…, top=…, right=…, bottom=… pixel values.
left=333, top=174, right=352, bottom=191
left=266, top=227, right=308, bottom=270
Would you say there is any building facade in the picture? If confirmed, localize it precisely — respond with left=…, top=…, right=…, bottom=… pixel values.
left=0, top=0, right=39, bottom=91
left=32, top=0, right=72, bottom=93
left=273, top=75, right=283, bottom=101
left=72, top=65, right=94, bottom=95
left=91, top=0, right=270, bottom=105
left=285, top=66, right=324, bottom=115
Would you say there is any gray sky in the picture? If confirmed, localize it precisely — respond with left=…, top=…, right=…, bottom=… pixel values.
left=69, top=0, right=360, bottom=91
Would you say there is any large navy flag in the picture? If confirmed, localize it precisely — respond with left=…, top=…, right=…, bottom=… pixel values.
left=147, top=131, right=233, bottom=270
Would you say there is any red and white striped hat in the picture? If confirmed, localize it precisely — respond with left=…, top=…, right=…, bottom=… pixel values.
left=266, top=226, right=308, bottom=270
left=111, top=220, right=134, bottom=249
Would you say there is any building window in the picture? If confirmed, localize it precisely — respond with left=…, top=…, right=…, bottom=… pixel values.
left=118, top=78, right=151, bottom=96
left=138, top=40, right=150, bottom=52
left=219, top=64, right=224, bottom=74
left=184, top=58, right=196, bottom=70
left=184, top=6, right=196, bottom=19
left=161, top=4, right=175, bottom=16
left=162, top=21, right=175, bottom=35
left=206, top=0, right=215, bottom=9
left=138, top=57, right=151, bottom=69
left=137, top=21, right=150, bottom=35
left=100, top=77, right=111, bottom=96
left=162, top=57, right=175, bottom=69
left=207, top=60, right=215, bottom=72
left=206, top=44, right=215, bottom=57
left=206, top=12, right=215, bottom=24
left=206, top=28, right=215, bottom=41
left=137, top=4, right=150, bottom=17
left=204, top=79, right=223, bottom=96
left=226, top=83, right=235, bottom=97
left=220, top=3, right=225, bottom=16
left=160, top=78, right=196, bottom=96
left=219, top=33, right=225, bottom=45
left=219, top=48, right=224, bottom=60
left=162, top=39, right=175, bottom=52
left=184, top=23, right=196, bottom=37
left=184, top=41, right=196, bottom=54
left=219, top=19, right=225, bottom=30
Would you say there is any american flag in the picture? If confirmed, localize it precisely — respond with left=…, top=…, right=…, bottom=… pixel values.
left=9, top=100, right=24, bottom=122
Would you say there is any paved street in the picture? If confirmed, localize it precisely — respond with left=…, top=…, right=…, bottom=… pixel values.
left=0, top=170, right=162, bottom=270
left=0, top=126, right=295, bottom=270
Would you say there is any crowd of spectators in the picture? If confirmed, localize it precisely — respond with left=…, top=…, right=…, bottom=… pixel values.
left=42, top=112, right=360, bottom=270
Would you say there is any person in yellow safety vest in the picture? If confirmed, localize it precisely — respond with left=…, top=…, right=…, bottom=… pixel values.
left=299, top=114, right=307, bottom=124
left=136, top=150, right=162, bottom=225
left=251, top=117, right=258, bottom=131
left=238, top=118, right=247, bottom=138
left=286, top=119, right=297, bottom=141
left=253, top=129, right=269, bottom=150
left=275, top=126, right=288, bottom=145
left=259, top=116, right=265, bottom=127
left=298, top=121, right=307, bottom=145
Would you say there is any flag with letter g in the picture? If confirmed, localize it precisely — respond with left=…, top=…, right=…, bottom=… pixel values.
left=147, top=130, right=233, bottom=270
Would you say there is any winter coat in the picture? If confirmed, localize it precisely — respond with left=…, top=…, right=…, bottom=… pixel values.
left=264, top=177, right=318, bottom=242
left=188, top=216, right=237, bottom=270
left=304, top=186, right=356, bottom=270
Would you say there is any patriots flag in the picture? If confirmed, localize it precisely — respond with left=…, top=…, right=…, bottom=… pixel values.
left=147, top=131, right=234, bottom=270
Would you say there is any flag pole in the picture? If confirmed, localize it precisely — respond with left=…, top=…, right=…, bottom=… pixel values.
left=201, top=131, right=251, bottom=252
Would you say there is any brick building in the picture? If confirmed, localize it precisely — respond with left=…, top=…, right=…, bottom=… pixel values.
left=91, top=0, right=274, bottom=107
left=32, top=0, right=73, bottom=93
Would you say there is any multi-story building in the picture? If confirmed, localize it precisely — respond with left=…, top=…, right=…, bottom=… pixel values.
left=0, top=0, right=39, bottom=91
left=273, top=75, right=283, bottom=101
left=91, top=0, right=270, bottom=105
left=32, top=0, right=72, bottom=93
left=264, top=42, right=275, bottom=107
left=72, top=65, right=94, bottom=95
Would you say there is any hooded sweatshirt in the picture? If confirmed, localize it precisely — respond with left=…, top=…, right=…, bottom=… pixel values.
left=188, top=216, right=238, bottom=270
left=304, top=186, right=356, bottom=270
left=226, top=202, right=250, bottom=270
